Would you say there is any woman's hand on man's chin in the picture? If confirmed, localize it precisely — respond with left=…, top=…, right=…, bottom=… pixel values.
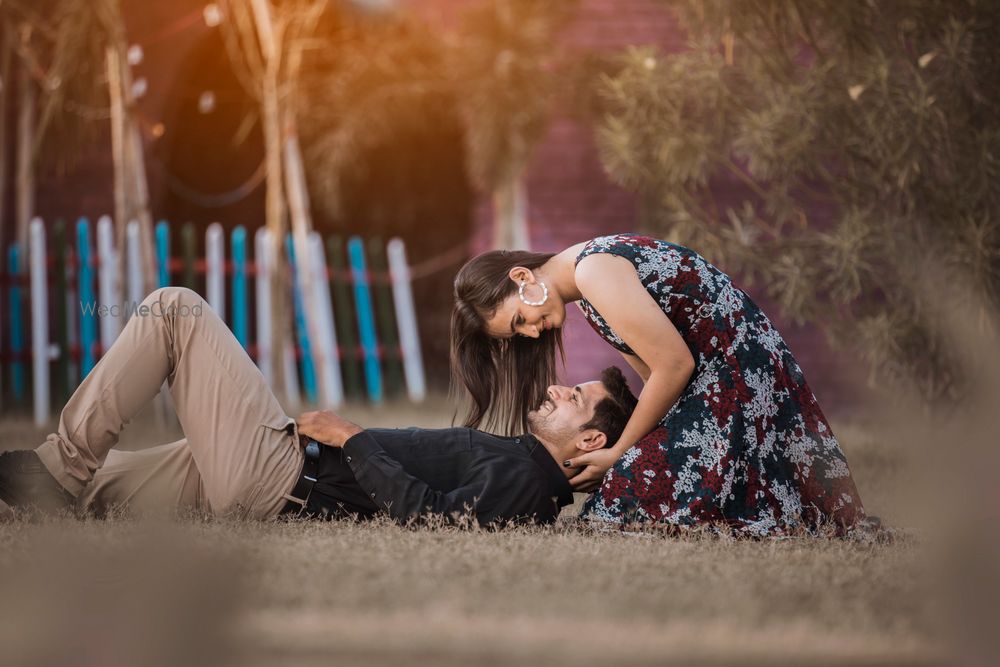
left=565, top=448, right=618, bottom=491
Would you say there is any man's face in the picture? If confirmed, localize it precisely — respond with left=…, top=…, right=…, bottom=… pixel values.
left=527, top=381, right=609, bottom=444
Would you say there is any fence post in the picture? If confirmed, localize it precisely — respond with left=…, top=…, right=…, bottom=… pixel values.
left=367, top=237, right=404, bottom=398
left=76, top=218, right=97, bottom=378
left=97, top=215, right=121, bottom=355
left=206, top=222, right=225, bottom=317
left=326, top=236, right=363, bottom=401
left=283, top=337, right=302, bottom=411
left=254, top=227, right=272, bottom=382
left=7, top=244, right=25, bottom=404
left=308, top=231, right=343, bottom=408
left=285, top=233, right=317, bottom=404
left=231, top=225, right=248, bottom=349
left=387, top=238, right=426, bottom=403
left=254, top=227, right=301, bottom=409
left=151, top=220, right=174, bottom=432
left=52, top=219, right=70, bottom=404
left=155, top=220, right=170, bottom=288
left=347, top=236, right=382, bottom=403
left=126, top=220, right=144, bottom=325
left=30, top=218, right=50, bottom=425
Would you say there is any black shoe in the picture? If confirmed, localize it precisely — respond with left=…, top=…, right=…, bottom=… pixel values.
left=0, top=450, right=75, bottom=517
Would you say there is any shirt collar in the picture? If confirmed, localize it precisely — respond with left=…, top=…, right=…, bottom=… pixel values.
left=521, top=434, right=574, bottom=508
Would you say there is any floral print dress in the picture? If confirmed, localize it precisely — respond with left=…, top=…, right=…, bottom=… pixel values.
left=575, top=233, right=865, bottom=535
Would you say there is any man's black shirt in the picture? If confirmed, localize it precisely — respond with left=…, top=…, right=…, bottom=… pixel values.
left=305, top=427, right=575, bottom=526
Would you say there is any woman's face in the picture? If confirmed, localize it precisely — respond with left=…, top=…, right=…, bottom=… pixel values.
left=482, top=279, right=566, bottom=340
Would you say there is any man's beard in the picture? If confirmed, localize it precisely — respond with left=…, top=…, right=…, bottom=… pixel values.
left=526, top=399, right=552, bottom=433
left=527, top=405, right=578, bottom=444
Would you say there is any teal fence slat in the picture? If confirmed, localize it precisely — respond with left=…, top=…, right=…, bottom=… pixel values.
left=156, top=220, right=170, bottom=288
left=231, top=226, right=248, bottom=349
left=327, top=236, right=363, bottom=400
left=8, top=245, right=26, bottom=401
left=286, top=233, right=317, bottom=404
left=348, top=236, right=382, bottom=403
left=53, top=219, right=70, bottom=403
left=368, top=237, right=404, bottom=397
left=76, top=218, right=97, bottom=378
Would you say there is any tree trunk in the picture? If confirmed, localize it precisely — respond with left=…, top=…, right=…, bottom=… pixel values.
left=252, top=0, right=290, bottom=405
left=262, top=76, right=289, bottom=404
left=491, top=174, right=529, bottom=250
left=107, top=22, right=157, bottom=301
left=0, top=36, right=10, bottom=252
left=0, top=37, right=9, bottom=408
left=283, top=117, right=326, bottom=405
left=120, top=56, right=158, bottom=296
left=107, top=44, right=129, bottom=288
left=15, top=64, right=36, bottom=251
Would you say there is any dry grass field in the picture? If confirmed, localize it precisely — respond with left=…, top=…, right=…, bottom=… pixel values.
left=0, top=398, right=961, bottom=666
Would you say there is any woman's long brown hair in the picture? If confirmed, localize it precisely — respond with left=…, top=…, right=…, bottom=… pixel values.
left=450, top=249, right=565, bottom=435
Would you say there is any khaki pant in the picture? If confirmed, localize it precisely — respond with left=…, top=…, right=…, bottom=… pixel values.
left=35, top=286, right=305, bottom=519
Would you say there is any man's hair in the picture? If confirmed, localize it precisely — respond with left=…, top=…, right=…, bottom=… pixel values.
left=581, top=366, right=639, bottom=448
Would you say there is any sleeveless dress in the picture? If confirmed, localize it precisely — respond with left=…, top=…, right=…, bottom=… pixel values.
left=575, top=233, right=864, bottom=535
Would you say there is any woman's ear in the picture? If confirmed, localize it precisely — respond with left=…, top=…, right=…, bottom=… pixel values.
left=577, top=430, right=608, bottom=452
left=508, top=266, right=534, bottom=285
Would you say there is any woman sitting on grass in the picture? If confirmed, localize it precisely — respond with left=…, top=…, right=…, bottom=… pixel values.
left=450, top=232, right=867, bottom=535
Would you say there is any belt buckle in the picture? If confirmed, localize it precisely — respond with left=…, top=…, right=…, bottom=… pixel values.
left=282, top=439, right=321, bottom=516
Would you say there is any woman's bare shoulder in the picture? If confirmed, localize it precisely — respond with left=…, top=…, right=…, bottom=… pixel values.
left=563, top=240, right=590, bottom=257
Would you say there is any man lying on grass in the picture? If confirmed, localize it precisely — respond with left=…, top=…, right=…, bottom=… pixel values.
left=0, top=287, right=636, bottom=527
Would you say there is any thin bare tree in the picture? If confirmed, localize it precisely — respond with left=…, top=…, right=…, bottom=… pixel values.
left=96, top=0, right=157, bottom=299
left=0, top=0, right=157, bottom=298
left=220, top=0, right=330, bottom=407
left=0, top=32, right=9, bottom=251
left=451, top=0, right=577, bottom=250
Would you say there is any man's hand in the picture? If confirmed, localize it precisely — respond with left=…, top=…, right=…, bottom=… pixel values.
left=295, top=410, right=363, bottom=448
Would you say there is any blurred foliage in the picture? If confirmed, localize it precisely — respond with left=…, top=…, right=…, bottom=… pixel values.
left=298, top=0, right=577, bottom=219
left=0, top=0, right=121, bottom=174
left=298, top=9, right=454, bottom=220
left=593, top=0, right=1000, bottom=400
left=449, top=0, right=577, bottom=191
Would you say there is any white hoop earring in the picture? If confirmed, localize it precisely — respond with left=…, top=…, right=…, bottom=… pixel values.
left=518, top=280, right=548, bottom=307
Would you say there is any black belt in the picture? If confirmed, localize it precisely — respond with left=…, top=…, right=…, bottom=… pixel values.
left=279, top=434, right=322, bottom=516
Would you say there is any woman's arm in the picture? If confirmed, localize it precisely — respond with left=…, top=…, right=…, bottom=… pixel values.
left=568, top=253, right=695, bottom=489
left=621, top=352, right=651, bottom=383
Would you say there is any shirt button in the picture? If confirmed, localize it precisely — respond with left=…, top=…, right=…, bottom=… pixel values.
left=514, top=438, right=521, bottom=444
left=346, top=456, right=352, bottom=463
left=370, top=492, right=376, bottom=499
